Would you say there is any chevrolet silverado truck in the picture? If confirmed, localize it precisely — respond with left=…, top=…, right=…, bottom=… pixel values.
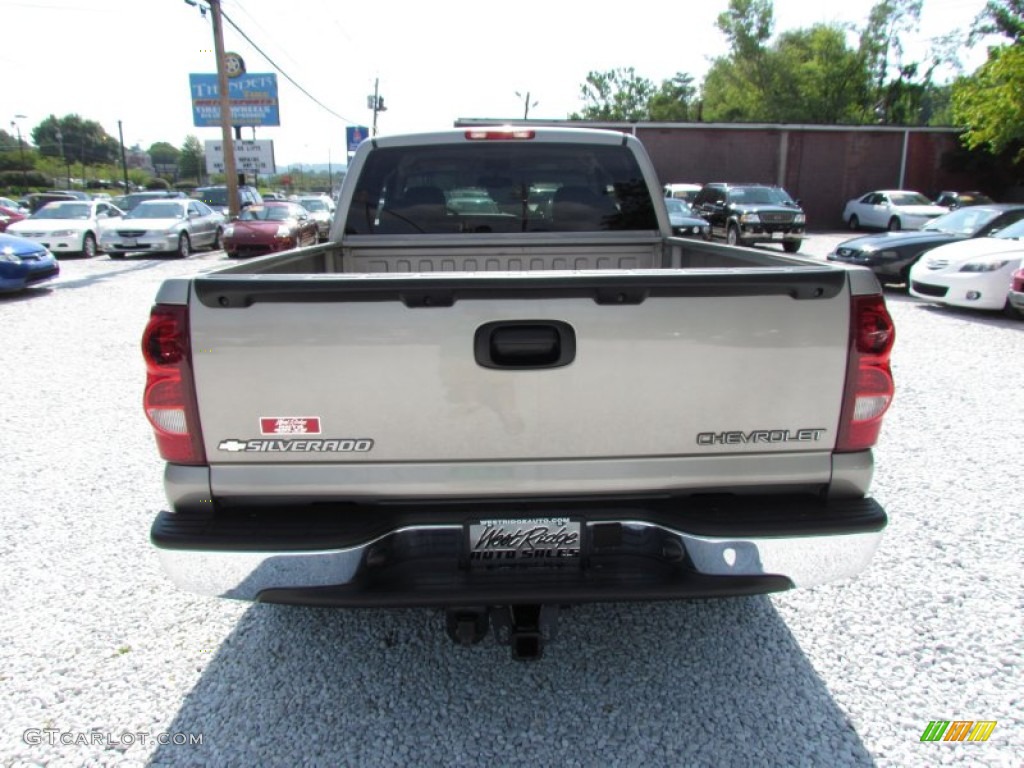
left=143, top=127, right=894, bottom=660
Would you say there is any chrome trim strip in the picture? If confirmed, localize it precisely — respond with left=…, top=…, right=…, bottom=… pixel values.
left=156, top=520, right=882, bottom=599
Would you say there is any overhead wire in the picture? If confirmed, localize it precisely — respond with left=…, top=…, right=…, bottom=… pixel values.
left=215, top=4, right=354, bottom=124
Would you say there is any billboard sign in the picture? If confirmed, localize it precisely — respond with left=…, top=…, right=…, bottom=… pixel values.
left=189, top=73, right=280, bottom=127
left=204, top=140, right=276, bottom=174
left=346, top=125, right=370, bottom=152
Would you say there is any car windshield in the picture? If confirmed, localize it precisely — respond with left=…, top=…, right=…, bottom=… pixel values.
left=240, top=206, right=293, bottom=221
left=32, top=203, right=91, bottom=219
left=889, top=192, right=932, bottom=206
left=921, top=207, right=1002, bottom=235
left=195, top=188, right=228, bottom=206
left=991, top=219, right=1024, bottom=240
left=729, top=186, right=796, bottom=205
left=127, top=202, right=184, bottom=219
left=664, top=198, right=693, bottom=215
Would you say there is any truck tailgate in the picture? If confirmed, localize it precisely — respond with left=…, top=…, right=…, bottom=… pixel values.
left=188, top=268, right=851, bottom=494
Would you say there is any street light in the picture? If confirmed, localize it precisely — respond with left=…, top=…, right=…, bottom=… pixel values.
left=10, top=115, right=27, bottom=195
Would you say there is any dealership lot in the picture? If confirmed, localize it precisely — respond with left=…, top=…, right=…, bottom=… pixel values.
left=0, top=238, right=1021, bottom=766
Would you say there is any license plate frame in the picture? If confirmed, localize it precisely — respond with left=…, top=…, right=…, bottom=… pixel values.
left=771, top=231, right=784, bottom=240
left=466, top=516, right=583, bottom=566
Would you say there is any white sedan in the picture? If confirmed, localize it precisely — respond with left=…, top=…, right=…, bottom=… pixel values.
left=909, top=218, right=1024, bottom=316
left=843, top=190, right=948, bottom=232
left=6, top=200, right=124, bottom=257
left=101, top=199, right=225, bottom=258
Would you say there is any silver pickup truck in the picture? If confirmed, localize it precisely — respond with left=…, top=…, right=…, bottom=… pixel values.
left=143, top=127, right=895, bottom=659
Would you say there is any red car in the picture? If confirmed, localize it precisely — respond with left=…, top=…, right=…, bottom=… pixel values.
left=1008, top=264, right=1024, bottom=319
left=222, top=202, right=319, bottom=258
left=0, top=206, right=26, bottom=233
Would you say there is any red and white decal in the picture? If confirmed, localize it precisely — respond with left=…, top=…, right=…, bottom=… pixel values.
left=259, top=417, right=322, bottom=435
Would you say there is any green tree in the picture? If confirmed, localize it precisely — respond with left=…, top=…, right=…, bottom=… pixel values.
left=952, top=45, right=1024, bottom=161
left=570, top=68, right=656, bottom=120
left=148, top=141, right=180, bottom=167
left=972, top=0, right=1024, bottom=41
left=178, top=135, right=204, bottom=184
left=30, top=114, right=118, bottom=166
left=772, top=25, right=871, bottom=122
left=647, top=73, right=697, bottom=121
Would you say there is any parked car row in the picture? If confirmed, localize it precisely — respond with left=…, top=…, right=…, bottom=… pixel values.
left=829, top=204, right=1024, bottom=319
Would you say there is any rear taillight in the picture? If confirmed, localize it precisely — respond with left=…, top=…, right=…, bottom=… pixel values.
left=837, top=294, right=895, bottom=452
left=142, top=304, right=206, bottom=465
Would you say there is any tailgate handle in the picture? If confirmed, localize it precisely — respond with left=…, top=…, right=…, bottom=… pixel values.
left=475, top=321, right=576, bottom=369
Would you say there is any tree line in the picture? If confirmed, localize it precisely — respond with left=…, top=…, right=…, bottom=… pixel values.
left=570, top=0, right=1023, bottom=170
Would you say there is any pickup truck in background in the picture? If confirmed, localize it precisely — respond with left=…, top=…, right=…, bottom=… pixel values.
left=143, top=127, right=895, bottom=660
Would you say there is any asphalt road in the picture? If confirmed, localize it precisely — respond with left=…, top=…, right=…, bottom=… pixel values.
left=0, top=236, right=1021, bottom=767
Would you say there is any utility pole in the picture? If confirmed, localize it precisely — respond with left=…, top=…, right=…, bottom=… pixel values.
left=515, top=91, right=538, bottom=119
left=208, top=0, right=240, bottom=217
left=117, top=121, right=130, bottom=194
left=54, top=127, right=70, bottom=190
left=368, top=78, right=386, bottom=136
left=11, top=115, right=27, bottom=195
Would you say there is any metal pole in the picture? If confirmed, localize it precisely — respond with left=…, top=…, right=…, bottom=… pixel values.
left=372, top=78, right=380, bottom=137
left=117, top=120, right=129, bottom=194
left=11, top=116, right=27, bottom=195
left=209, top=0, right=240, bottom=218
left=328, top=148, right=332, bottom=194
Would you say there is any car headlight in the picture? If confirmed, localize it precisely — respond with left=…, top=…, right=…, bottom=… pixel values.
left=794, top=213, right=806, bottom=224
left=739, top=213, right=760, bottom=224
left=960, top=260, right=1012, bottom=272
left=0, top=247, right=20, bottom=263
left=223, top=225, right=234, bottom=237
left=50, top=229, right=75, bottom=237
left=276, top=225, right=292, bottom=237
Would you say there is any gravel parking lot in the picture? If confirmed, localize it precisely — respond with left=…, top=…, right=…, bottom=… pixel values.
left=1, top=236, right=1021, bottom=767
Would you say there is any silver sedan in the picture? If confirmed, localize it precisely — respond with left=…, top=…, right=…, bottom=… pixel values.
left=101, top=199, right=226, bottom=258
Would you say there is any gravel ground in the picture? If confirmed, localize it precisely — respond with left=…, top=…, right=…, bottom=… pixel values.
left=1, top=237, right=1021, bottom=767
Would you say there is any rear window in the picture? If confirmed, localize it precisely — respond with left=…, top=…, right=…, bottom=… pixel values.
left=344, top=142, right=658, bottom=235
left=195, top=188, right=228, bottom=206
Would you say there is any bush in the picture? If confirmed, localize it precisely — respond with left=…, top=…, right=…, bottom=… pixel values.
left=0, top=170, right=54, bottom=189
left=145, top=177, right=170, bottom=190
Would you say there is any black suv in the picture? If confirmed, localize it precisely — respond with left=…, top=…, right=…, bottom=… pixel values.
left=194, top=185, right=263, bottom=216
left=692, top=183, right=806, bottom=253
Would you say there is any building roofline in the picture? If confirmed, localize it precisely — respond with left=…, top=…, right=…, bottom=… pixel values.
left=454, top=117, right=964, bottom=134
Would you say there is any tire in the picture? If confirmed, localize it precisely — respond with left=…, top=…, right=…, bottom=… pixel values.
left=782, top=241, right=800, bottom=254
left=211, top=227, right=223, bottom=251
left=848, top=215, right=859, bottom=231
left=1003, top=299, right=1024, bottom=320
left=81, top=232, right=97, bottom=258
left=176, top=233, right=191, bottom=259
left=108, top=252, right=124, bottom=259
left=726, top=224, right=740, bottom=246
left=887, top=217, right=902, bottom=232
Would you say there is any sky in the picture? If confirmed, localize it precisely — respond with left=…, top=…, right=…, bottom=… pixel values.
left=1, top=0, right=999, bottom=170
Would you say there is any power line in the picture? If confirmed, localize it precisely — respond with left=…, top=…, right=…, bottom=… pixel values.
left=215, top=5, right=354, bottom=124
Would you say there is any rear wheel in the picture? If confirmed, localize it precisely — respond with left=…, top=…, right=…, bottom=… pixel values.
left=81, top=232, right=97, bottom=258
left=782, top=240, right=800, bottom=254
left=177, top=233, right=191, bottom=259
left=848, top=215, right=859, bottom=231
left=212, top=227, right=223, bottom=251
left=887, top=217, right=902, bottom=232
left=726, top=224, right=740, bottom=246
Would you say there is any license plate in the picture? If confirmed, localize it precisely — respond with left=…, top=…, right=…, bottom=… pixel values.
left=121, top=239, right=137, bottom=247
left=771, top=231, right=784, bottom=240
left=468, top=517, right=582, bottom=565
